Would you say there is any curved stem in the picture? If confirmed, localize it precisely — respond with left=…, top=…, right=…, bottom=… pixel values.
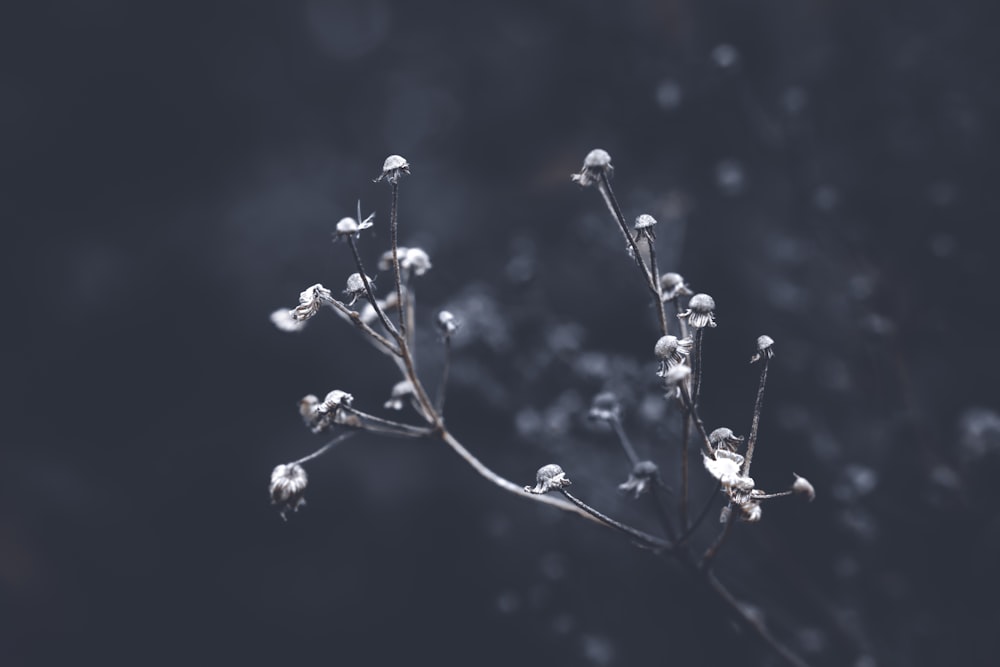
left=742, top=356, right=770, bottom=477
left=291, top=432, right=356, bottom=466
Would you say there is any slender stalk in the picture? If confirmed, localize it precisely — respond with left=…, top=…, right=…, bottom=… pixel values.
left=680, top=407, right=691, bottom=529
left=389, top=181, right=407, bottom=338
left=291, top=432, right=356, bottom=466
left=646, top=235, right=669, bottom=336
left=342, top=406, right=433, bottom=437
left=437, top=430, right=598, bottom=522
left=320, top=297, right=400, bottom=356
left=345, top=236, right=399, bottom=339
left=742, top=356, right=770, bottom=477
left=610, top=415, right=640, bottom=468
left=435, top=336, right=451, bottom=414
left=701, top=504, right=736, bottom=569
left=558, top=489, right=671, bottom=551
left=596, top=172, right=660, bottom=300
left=691, top=328, right=705, bottom=408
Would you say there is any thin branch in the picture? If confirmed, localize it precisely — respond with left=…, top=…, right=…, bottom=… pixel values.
left=558, top=489, right=671, bottom=551
left=645, top=234, right=669, bottom=336
left=389, top=180, right=407, bottom=338
left=435, top=336, right=451, bottom=414
left=609, top=415, right=640, bottom=468
left=345, top=235, right=400, bottom=339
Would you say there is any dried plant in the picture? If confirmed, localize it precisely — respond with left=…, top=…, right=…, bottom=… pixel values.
left=268, top=151, right=817, bottom=666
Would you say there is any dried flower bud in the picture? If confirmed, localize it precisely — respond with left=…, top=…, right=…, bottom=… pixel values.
left=299, top=394, right=322, bottom=431
left=618, top=460, right=660, bottom=498
left=401, top=247, right=432, bottom=276
left=588, top=392, right=621, bottom=422
left=678, top=293, right=717, bottom=329
left=751, top=335, right=775, bottom=363
left=571, top=149, right=613, bottom=187
left=384, top=380, right=415, bottom=411
left=634, top=214, right=658, bottom=240
left=739, top=500, right=763, bottom=522
left=654, top=335, right=693, bottom=376
left=792, top=473, right=816, bottom=502
left=709, top=427, right=744, bottom=452
left=660, top=272, right=693, bottom=302
left=661, top=364, right=691, bottom=397
left=524, top=464, right=571, bottom=494
left=320, top=390, right=354, bottom=413
left=334, top=214, right=374, bottom=239
left=437, top=310, right=459, bottom=337
left=344, top=273, right=374, bottom=306
left=703, top=450, right=755, bottom=491
left=270, top=308, right=306, bottom=332
left=270, top=463, right=308, bottom=520
left=293, top=284, right=332, bottom=322
left=375, top=154, right=410, bottom=184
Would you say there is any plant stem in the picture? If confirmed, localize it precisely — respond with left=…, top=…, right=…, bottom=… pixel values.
left=558, top=489, right=671, bottom=551
left=742, top=356, right=770, bottom=477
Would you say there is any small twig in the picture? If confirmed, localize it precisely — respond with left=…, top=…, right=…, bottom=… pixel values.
left=691, top=328, right=705, bottom=409
left=320, top=297, right=400, bottom=355
left=646, top=234, right=669, bottom=336
left=342, top=406, right=433, bottom=437
left=680, top=407, right=691, bottom=529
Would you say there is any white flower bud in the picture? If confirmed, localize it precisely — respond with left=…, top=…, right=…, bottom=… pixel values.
left=384, top=380, right=415, bottom=411
left=703, top=450, right=755, bottom=491
left=709, top=427, right=744, bottom=452
left=792, top=473, right=816, bottom=502
left=660, top=272, right=693, bottom=302
left=344, top=273, right=374, bottom=306
left=271, top=308, right=306, bottom=332
left=437, top=310, right=459, bottom=337
left=292, top=284, right=332, bottom=322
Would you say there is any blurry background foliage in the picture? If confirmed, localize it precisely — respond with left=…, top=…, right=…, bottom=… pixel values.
left=3, top=1, right=999, bottom=665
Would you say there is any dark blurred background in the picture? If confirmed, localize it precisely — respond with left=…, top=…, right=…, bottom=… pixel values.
left=4, top=1, right=999, bottom=665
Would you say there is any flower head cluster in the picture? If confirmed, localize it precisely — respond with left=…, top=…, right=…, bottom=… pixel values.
left=571, top=149, right=613, bottom=188
left=436, top=310, right=459, bottom=338
left=524, top=464, right=572, bottom=494
left=678, top=293, right=717, bottom=329
left=270, top=463, right=308, bottom=520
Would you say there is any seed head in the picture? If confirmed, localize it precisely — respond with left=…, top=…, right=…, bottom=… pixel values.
left=320, top=390, right=354, bottom=413
left=703, top=450, right=755, bottom=492
left=660, top=364, right=691, bottom=398
left=524, top=464, right=572, bottom=494
left=678, top=293, right=717, bottom=329
left=375, top=154, right=410, bottom=184
left=270, top=463, right=308, bottom=520
left=634, top=214, right=658, bottom=240
left=792, top=473, right=816, bottom=502
left=334, top=214, right=374, bottom=240
left=344, top=273, right=374, bottom=306
left=709, top=427, right=744, bottom=452
left=618, top=460, right=660, bottom=498
left=660, top=272, right=693, bottom=302
left=571, top=149, right=614, bottom=187
left=384, top=380, right=415, bottom=411
left=654, top=335, right=693, bottom=376
left=588, top=392, right=621, bottom=423
left=437, top=310, right=459, bottom=338
left=751, top=335, right=775, bottom=363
